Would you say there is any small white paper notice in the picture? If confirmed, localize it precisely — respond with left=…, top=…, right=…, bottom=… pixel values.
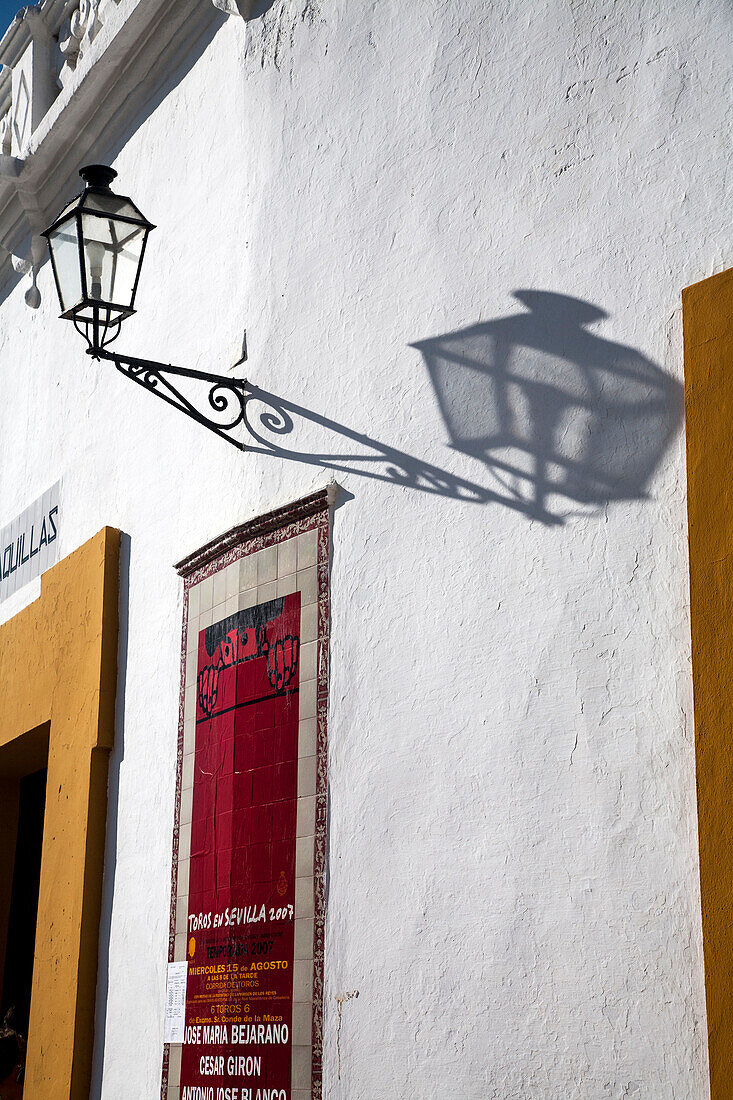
left=164, top=961, right=188, bottom=1043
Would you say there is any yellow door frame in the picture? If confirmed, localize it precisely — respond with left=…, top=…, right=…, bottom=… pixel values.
left=0, top=527, right=119, bottom=1100
left=684, top=267, right=733, bottom=1097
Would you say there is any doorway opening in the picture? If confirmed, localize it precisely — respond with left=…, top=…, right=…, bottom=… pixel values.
left=0, top=765, right=47, bottom=1092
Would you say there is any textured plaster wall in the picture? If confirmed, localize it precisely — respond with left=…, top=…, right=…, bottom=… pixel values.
left=0, top=1, right=729, bottom=1096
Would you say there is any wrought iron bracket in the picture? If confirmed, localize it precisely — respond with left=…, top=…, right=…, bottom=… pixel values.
left=91, top=348, right=247, bottom=450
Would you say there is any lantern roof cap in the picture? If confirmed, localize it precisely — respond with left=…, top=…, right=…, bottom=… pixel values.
left=41, top=167, right=156, bottom=236
left=80, top=165, right=118, bottom=190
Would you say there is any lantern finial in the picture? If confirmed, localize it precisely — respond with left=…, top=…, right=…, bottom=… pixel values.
left=79, top=164, right=118, bottom=189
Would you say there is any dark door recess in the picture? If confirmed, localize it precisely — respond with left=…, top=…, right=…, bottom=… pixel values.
left=1, top=769, right=47, bottom=1039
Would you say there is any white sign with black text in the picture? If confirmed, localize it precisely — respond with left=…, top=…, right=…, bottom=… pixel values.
left=164, top=961, right=188, bottom=1044
left=0, top=483, right=61, bottom=603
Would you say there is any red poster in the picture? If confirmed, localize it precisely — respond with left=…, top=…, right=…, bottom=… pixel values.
left=180, top=594, right=301, bottom=1100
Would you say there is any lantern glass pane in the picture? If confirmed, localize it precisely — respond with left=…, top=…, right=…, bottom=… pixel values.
left=47, top=216, right=82, bottom=312
left=55, top=196, right=80, bottom=222
left=81, top=212, right=147, bottom=308
left=82, top=192, right=146, bottom=221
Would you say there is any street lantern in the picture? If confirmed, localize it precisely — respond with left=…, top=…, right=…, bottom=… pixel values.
left=43, top=164, right=154, bottom=350
left=41, top=165, right=247, bottom=449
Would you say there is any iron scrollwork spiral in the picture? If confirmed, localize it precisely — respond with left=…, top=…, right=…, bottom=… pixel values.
left=207, top=382, right=246, bottom=431
left=126, top=363, right=160, bottom=389
left=99, top=350, right=247, bottom=448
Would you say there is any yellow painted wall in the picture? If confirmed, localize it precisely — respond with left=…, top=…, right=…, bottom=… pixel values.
left=684, top=267, right=733, bottom=1098
left=0, top=527, right=119, bottom=1100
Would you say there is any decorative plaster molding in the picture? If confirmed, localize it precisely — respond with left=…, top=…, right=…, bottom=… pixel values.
left=0, top=0, right=233, bottom=300
left=58, top=0, right=121, bottom=85
left=211, top=0, right=249, bottom=15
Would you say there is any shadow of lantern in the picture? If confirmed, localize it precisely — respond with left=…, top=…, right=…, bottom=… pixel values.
left=411, top=291, right=683, bottom=525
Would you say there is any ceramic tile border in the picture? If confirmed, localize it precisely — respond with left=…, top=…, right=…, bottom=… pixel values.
left=161, top=487, right=335, bottom=1100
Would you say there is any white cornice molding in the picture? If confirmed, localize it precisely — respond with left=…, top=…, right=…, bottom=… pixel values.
left=212, top=0, right=250, bottom=14
left=0, top=0, right=242, bottom=297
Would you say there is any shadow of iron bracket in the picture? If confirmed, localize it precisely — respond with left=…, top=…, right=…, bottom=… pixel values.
left=92, top=351, right=500, bottom=511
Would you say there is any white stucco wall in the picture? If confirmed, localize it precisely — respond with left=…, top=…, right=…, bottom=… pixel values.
left=0, top=0, right=730, bottom=1095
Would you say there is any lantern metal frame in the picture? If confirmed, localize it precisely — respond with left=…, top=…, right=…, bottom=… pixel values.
left=42, top=165, right=154, bottom=341
left=42, top=165, right=248, bottom=450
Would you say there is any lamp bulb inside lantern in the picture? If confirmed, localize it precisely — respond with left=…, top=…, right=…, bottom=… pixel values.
left=87, top=240, right=106, bottom=300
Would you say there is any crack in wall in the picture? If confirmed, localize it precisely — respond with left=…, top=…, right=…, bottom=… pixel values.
left=335, top=989, right=359, bottom=1081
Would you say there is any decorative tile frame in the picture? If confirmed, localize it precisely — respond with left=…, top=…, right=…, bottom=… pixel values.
left=162, top=487, right=334, bottom=1100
